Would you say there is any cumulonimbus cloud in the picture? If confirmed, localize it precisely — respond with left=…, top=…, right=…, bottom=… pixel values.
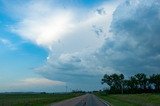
left=12, top=0, right=119, bottom=85
left=96, top=0, right=160, bottom=75
left=11, top=0, right=160, bottom=90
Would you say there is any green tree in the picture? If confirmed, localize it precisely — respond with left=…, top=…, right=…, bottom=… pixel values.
left=150, top=74, right=160, bottom=92
left=134, top=73, right=148, bottom=90
left=102, top=73, right=124, bottom=94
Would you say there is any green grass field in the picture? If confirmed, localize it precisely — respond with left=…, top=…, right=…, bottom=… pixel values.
left=0, top=93, right=82, bottom=106
left=98, top=93, right=160, bottom=106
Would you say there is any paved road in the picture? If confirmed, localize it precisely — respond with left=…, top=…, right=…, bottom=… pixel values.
left=50, top=94, right=109, bottom=106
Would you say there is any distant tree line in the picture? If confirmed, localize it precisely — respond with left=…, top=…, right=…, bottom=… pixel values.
left=101, top=73, right=160, bottom=94
left=72, top=90, right=86, bottom=93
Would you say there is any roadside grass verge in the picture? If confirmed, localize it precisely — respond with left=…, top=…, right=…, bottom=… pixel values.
left=97, top=93, right=160, bottom=106
left=0, top=93, right=82, bottom=106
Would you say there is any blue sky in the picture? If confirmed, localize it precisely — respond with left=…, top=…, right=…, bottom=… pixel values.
left=0, top=0, right=160, bottom=92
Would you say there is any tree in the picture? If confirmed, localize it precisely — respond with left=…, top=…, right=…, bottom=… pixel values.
left=102, top=73, right=124, bottom=94
left=123, top=76, right=139, bottom=93
left=134, top=73, right=148, bottom=90
left=101, top=73, right=160, bottom=94
left=150, top=74, right=160, bottom=92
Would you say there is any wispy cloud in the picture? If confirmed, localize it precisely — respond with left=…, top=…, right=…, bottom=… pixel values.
left=12, top=77, right=65, bottom=87
left=0, top=77, right=65, bottom=92
left=0, top=38, right=17, bottom=50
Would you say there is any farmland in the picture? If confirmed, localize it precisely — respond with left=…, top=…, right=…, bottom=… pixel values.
left=98, top=93, right=160, bottom=106
left=0, top=93, right=82, bottom=106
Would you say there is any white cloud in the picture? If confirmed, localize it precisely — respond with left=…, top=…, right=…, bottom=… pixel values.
left=11, top=0, right=121, bottom=89
left=0, top=77, right=65, bottom=92
left=12, top=77, right=65, bottom=87
left=12, top=0, right=120, bottom=50
left=13, top=11, right=74, bottom=49
left=0, top=38, right=16, bottom=50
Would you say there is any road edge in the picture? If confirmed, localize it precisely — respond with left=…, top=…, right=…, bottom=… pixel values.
left=95, top=95, right=112, bottom=106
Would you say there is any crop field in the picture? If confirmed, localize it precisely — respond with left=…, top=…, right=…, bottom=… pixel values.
left=98, top=93, right=160, bottom=106
left=0, top=93, right=82, bottom=106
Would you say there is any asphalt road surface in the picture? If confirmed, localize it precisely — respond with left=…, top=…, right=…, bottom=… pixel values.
left=50, top=94, right=109, bottom=106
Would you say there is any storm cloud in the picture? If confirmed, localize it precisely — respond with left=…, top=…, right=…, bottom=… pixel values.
left=96, top=0, right=160, bottom=75
left=12, top=0, right=160, bottom=90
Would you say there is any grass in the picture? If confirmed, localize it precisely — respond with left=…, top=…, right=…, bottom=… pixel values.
left=97, top=93, right=160, bottom=106
left=0, top=93, right=82, bottom=106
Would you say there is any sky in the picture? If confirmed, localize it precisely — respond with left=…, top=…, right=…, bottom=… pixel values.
left=0, top=0, right=160, bottom=92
